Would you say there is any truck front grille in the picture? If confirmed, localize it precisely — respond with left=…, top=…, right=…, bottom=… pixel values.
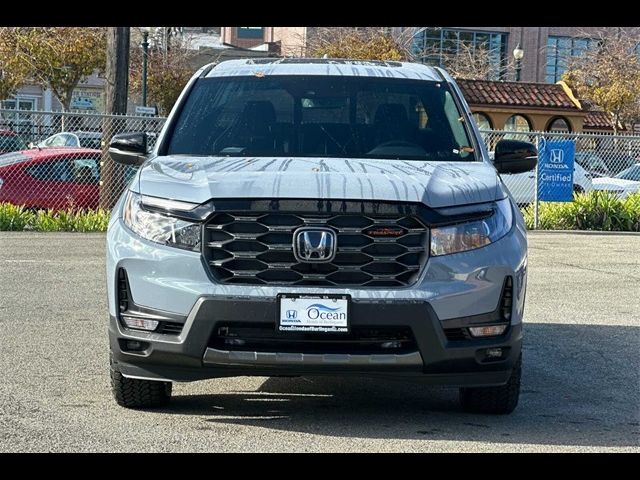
left=203, top=209, right=429, bottom=287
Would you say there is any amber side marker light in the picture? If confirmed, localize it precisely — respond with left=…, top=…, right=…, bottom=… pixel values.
left=468, top=325, right=508, bottom=337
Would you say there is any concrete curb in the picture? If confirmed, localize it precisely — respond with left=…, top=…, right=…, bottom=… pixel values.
left=527, top=229, right=640, bottom=236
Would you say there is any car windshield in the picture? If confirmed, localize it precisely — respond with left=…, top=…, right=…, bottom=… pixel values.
left=78, top=136, right=102, bottom=149
left=615, top=165, right=640, bottom=181
left=0, top=134, right=27, bottom=152
left=575, top=153, right=609, bottom=175
left=165, top=75, right=476, bottom=161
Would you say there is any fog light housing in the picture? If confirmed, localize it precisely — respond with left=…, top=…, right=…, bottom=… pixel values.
left=120, top=339, right=150, bottom=352
left=485, top=347, right=504, bottom=358
left=122, top=315, right=159, bottom=331
left=468, top=324, right=507, bottom=337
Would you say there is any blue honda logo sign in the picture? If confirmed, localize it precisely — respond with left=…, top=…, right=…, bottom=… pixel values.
left=537, top=138, right=576, bottom=202
left=286, top=310, right=298, bottom=319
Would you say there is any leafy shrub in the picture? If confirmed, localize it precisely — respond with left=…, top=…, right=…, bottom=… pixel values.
left=3, top=193, right=640, bottom=233
left=0, top=203, right=36, bottom=230
left=523, top=191, right=640, bottom=231
left=0, top=203, right=110, bottom=232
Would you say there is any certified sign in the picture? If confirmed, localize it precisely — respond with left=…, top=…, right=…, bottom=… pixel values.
left=537, top=138, right=576, bottom=202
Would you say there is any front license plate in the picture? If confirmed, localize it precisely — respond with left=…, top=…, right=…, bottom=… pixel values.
left=277, top=294, right=350, bottom=333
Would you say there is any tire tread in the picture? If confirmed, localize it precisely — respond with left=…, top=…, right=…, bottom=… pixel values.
left=459, top=355, right=521, bottom=414
left=110, top=364, right=172, bottom=409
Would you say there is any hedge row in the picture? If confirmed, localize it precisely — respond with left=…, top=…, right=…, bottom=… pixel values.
left=0, top=203, right=110, bottom=232
left=522, top=191, right=640, bottom=232
left=2, top=191, right=639, bottom=233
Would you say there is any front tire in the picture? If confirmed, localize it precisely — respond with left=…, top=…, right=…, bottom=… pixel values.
left=110, top=355, right=172, bottom=409
left=459, top=355, right=521, bottom=414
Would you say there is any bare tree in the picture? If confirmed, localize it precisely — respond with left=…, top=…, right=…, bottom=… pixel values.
left=129, top=28, right=196, bottom=115
left=407, top=27, right=514, bottom=80
left=562, top=27, right=640, bottom=134
left=439, top=43, right=503, bottom=80
left=304, top=27, right=407, bottom=61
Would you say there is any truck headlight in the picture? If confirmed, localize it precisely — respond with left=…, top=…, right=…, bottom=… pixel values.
left=122, top=191, right=201, bottom=251
left=430, top=198, right=513, bottom=256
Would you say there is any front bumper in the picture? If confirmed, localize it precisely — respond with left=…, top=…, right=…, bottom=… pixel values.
left=107, top=205, right=528, bottom=387
left=109, top=295, right=522, bottom=387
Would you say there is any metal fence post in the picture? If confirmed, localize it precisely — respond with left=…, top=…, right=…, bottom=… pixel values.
left=534, top=134, right=541, bottom=230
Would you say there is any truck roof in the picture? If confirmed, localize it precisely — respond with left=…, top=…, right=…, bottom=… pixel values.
left=205, top=58, right=445, bottom=82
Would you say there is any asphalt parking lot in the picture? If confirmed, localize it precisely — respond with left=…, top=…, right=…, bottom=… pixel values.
left=0, top=231, right=638, bottom=452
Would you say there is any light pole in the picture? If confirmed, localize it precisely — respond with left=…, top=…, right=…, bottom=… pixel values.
left=513, top=43, right=524, bottom=82
left=141, top=28, right=150, bottom=107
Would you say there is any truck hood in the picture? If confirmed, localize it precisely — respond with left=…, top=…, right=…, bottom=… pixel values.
left=136, top=156, right=502, bottom=208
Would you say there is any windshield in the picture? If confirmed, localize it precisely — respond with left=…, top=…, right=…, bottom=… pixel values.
left=79, top=136, right=102, bottom=149
left=575, top=153, right=609, bottom=176
left=0, top=134, right=27, bottom=153
left=165, top=75, right=475, bottom=161
left=615, top=165, right=640, bottom=181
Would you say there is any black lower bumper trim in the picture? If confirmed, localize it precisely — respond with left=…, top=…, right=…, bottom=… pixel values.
left=109, top=296, right=522, bottom=385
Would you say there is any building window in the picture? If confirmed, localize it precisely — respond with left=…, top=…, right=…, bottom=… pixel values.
left=473, top=112, right=492, bottom=130
left=411, top=28, right=508, bottom=80
left=237, top=27, right=264, bottom=39
left=546, top=36, right=593, bottom=83
left=505, top=114, right=531, bottom=132
left=504, top=114, right=532, bottom=141
left=546, top=116, right=572, bottom=132
left=1, top=97, right=38, bottom=138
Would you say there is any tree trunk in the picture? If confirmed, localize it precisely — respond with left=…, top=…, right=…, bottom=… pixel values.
left=59, top=94, right=71, bottom=131
left=99, top=27, right=130, bottom=210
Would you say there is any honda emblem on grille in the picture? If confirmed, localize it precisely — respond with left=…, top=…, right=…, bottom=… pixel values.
left=293, top=228, right=337, bottom=263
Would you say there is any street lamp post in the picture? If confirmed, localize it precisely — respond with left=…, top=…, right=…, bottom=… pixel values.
left=141, top=29, right=150, bottom=107
left=513, top=43, right=524, bottom=82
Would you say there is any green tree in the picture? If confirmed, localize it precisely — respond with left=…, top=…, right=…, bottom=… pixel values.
left=0, top=30, right=29, bottom=101
left=8, top=27, right=106, bottom=111
left=563, top=28, right=640, bottom=135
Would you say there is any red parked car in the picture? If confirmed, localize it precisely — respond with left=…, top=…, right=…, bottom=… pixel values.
left=0, top=148, right=102, bottom=210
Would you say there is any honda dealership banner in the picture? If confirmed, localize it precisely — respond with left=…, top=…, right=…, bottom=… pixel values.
left=537, top=138, right=576, bottom=202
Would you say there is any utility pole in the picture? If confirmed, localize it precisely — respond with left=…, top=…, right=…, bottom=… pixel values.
left=100, top=27, right=130, bottom=210
left=141, top=30, right=149, bottom=107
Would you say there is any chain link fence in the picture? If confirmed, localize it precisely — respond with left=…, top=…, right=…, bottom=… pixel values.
left=479, top=129, right=640, bottom=207
left=0, top=109, right=166, bottom=210
left=1, top=109, right=639, bottom=212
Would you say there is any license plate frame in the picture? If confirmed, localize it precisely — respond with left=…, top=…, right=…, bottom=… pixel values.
left=277, top=293, right=351, bottom=334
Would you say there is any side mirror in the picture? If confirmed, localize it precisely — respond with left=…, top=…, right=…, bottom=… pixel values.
left=493, top=139, right=537, bottom=174
left=108, top=132, right=148, bottom=166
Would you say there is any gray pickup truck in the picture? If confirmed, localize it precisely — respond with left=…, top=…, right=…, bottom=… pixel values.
left=106, top=58, right=536, bottom=414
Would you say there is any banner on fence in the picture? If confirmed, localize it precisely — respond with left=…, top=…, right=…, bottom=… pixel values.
left=537, top=138, right=576, bottom=202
